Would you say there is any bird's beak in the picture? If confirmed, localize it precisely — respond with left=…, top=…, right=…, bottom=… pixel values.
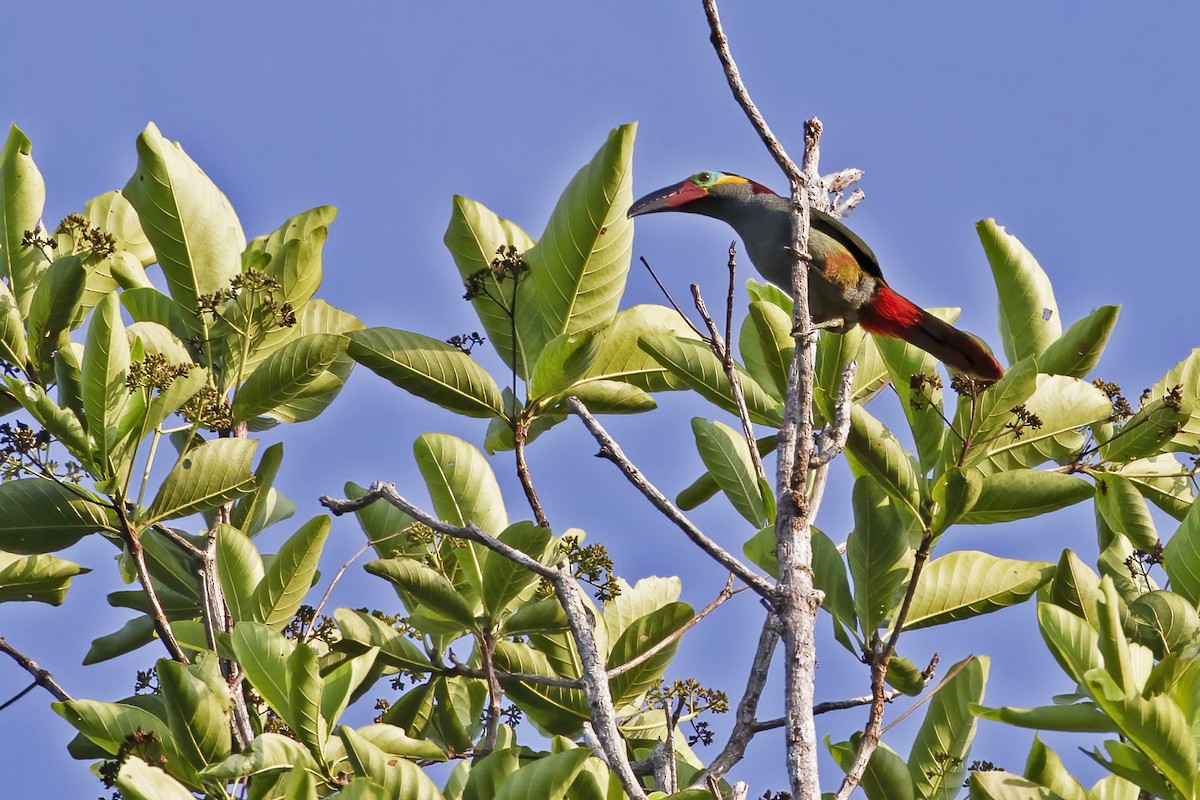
left=627, top=179, right=709, bottom=218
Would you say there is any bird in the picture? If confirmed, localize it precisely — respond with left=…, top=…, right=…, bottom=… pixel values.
left=627, top=170, right=1004, bottom=380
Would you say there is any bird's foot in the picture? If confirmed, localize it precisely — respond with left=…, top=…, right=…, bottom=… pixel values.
left=791, top=317, right=846, bottom=345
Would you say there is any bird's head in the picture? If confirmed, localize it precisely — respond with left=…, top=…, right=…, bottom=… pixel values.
left=627, top=171, right=775, bottom=218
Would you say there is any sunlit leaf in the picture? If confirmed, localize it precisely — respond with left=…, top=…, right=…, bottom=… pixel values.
left=145, top=438, right=257, bottom=523
left=907, top=655, right=988, bottom=800
left=904, top=551, right=1053, bottom=629
left=0, top=479, right=117, bottom=554
left=977, top=219, right=1060, bottom=364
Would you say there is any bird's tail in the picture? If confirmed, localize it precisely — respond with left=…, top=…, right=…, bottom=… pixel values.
left=858, top=286, right=1004, bottom=380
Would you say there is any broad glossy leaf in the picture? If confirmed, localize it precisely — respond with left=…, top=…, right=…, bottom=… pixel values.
left=230, top=622, right=293, bottom=723
left=691, top=418, right=767, bottom=526
left=607, top=602, right=693, bottom=707
left=232, top=333, right=346, bottom=421
left=123, top=123, right=245, bottom=307
left=1024, top=735, right=1089, bottom=800
left=344, top=480, right=417, bottom=559
left=1117, top=456, right=1193, bottom=521
left=158, top=657, right=231, bottom=772
left=0, top=551, right=88, bottom=605
left=54, top=699, right=175, bottom=763
left=82, top=292, right=131, bottom=471
left=120, top=287, right=202, bottom=341
left=463, top=747, right=521, bottom=800
left=492, top=641, right=589, bottom=735
left=481, top=521, right=552, bottom=616
left=115, top=756, right=196, bottom=800
left=1164, top=500, right=1200, bottom=606
left=953, top=358, right=1039, bottom=457
left=845, top=404, right=921, bottom=523
left=339, top=725, right=445, bottom=799
left=739, top=299, right=793, bottom=401
left=969, top=771, right=1060, bottom=800
left=602, top=576, right=680, bottom=645
left=4, top=377, right=91, bottom=468
left=0, top=125, right=46, bottom=318
left=1084, top=740, right=1178, bottom=800
left=146, top=438, right=257, bottom=523
left=200, top=731, right=319, bottom=780
left=444, top=195, right=537, bottom=377
left=0, top=479, right=116, bottom=554
left=553, top=380, right=655, bottom=414
left=907, top=655, right=988, bottom=800
left=0, top=278, right=27, bottom=369
left=930, top=466, right=982, bottom=535
left=351, top=722, right=446, bottom=764
left=904, top=551, right=1053, bottom=629
left=501, top=597, right=569, bottom=635
left=1129, top=590, right=1200, bottom=657
left=1038, top=601, right=1103, bottom=684
left=493, top=746, right=591, bottom=800
left=287, top=641, right=323, bottom=756
left=638, top=333, right=783, bottom=426
left=977, top=219, right=1060, bottom=364
left=414, top=433, right=508, bottom=535
left=1094, top=474, right=1158, bottom=551
left=254, top=515, right=329, bottom=629
left=263, top=300, right=363, bottom=424
left=959, top=470, right=1093, bottom=524
left=214, top=524, right=264, bottom=623
left=1048, top=549, right=1104, bottom=630
left=86, top=190, right=155, bottom=267
left=1100, top=397, right=1189, bottom=464
left=84, top=617, right=156, bottom=665
left=1037, top=305, right=1120, bottom=378
left=246, top=206, right=335, bottom=310
left=366, top=558, right=477, bottom=631
left=828, top=737, right=915, bottom=800
left=847, top=476, right=915, bottom=634
left=529, top=330, right=599, bottom=401
left=523, top=124, right=635, bottom=362
left=27, top=254, right=86, bottom=375
left=348, top=327, right=505, bottom=419
left=679, top=434, right=777, bottom=512
left=334, top=607, right=433, bottom=672
left=230, top=442, right=293, bottom=537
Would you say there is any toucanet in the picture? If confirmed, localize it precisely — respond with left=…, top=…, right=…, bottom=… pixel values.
left=628, top=170, right=1004, bottom=380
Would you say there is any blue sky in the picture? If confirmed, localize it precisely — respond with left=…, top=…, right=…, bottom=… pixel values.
left=1, top=3, right=1198, bottom=796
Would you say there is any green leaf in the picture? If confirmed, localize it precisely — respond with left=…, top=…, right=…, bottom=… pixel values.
left=348, top=327, right=506, bottom=419
left=828, top=737, right=916, bottom=800
left=4, top=377, right=92, bottom=468
left=959, top=470, right=1093, bottom=524
left=121, top=286, right=202, bottom=341
left=847, top=476, right=915, bottom=634
left=1117, top=456, right=1193, bottom=521
left=146, top=438, right=257, bottom=523
left=414, top=433, right=508, bottom=535
left=334, top=607, right=433, bottom=672
left=845, top=404, right=921, bottom=523
left=345, top=480, right=417, bottom=559
left=84, top=617, right=156, bottom=665
left=27, top=254, right=86, bottom=376
left=494, top=747, right=591, bottom=800
left=908, top=655, right=989, bottom=800
left=0, top=278, right=27, bottom=369
left=638, top=333, right=783, bottom=426
left=214, top=524, right=264, bottom=623
left=1084, top=741, right=1179, bottom=800
left=54, top=698, right=176, bottom=763
left=200, top=731, right=319, bottom=780
left=262, top=300, right=363, bottom=424
left=1148, top=348, right=1200, bottom=453
left=123, top=123, right=245, bottom=308
left=230, top=442, right=293, bottom=537
left=158, top=657, right=231, bottom=772
left=82, top=292, right=132, bottom=471
left=463, top=747, right=521, bottom=800
left=1082, top=667, right=1196, bottom=797
left=529, top=330, right=600, bottom=401
left=366, top=558, right=477, bottom=632
left=1129, top=590, right=1200, bottom=657
left=1037, top=601, right=1103, bottom=685
left=555, top=380, right=655, bottom=414
left=1024, top=736, right=1095, bottom=800
left=607, top=602, right=693, bottom=707
left=1048, top=549, right=1104, bottom=630
left=602, top=575, right=681, bottom=645
left=0, top=479, right=116, bottom=554
left=114, top=756, right=197, bottom=800
left=232, top=333, right=347, bottom=421
left=739, top=299, right=794, bottom=401
left=977, top=219, right=1060, bottom=364
left=492, top=641, right=589, bottom=735
left=0, top=125, right=47, bottom=318
left=230, top=622, right=293, bottom=723
left=691, top=418, right=767, bottom=526
left=444, top=194, right=537, bottom=377
left=501, top=597, right=569, bottom=635
left=1095, top=473, right=1159, bottom=551
left=287, top=641, right=324, bottom=756
left=969, top=771, right=1060, bottom=800
left=0, top=551, right=88, bottom=605
left=1037, top=306, right=1120, bottom=378
left=481, top=522, right=552, bottom=616
left=1099, top=397, right=1190, bottom=464
left=339, top=725, right=446, bottom=799
left=246, top=206, right=336, bottom=311
left=680, top=435, right=777, bottom=512
left=254, top=515, right=329, bottom=629
left=930, top=466, right=983, bottom=535
left=86, top=190, right=155, bottom=268
left=351, top=722, right=447, bottom=764
left=1164, top=499, right=1200, bottom=606
left=904, top=552, right=1053, bottom=629
left=522, top=124, right=635, bottom=363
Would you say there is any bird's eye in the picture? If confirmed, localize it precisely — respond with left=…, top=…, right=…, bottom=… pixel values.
left=695, top=171, right=713, bottom=184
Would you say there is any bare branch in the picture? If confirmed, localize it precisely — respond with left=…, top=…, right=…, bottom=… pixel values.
left=696, top=613, right=780, bottom=785
left=566, top=398, right=776, bottom=601
left=442, top=661, right=583, bottom=690
left=641, top=256, right=706, bottom=341
left=610, top=577, right=741, bottom=678
left=305, top=539, right=373, bottom=642
left=753, top=690, right=902, bottom=732
left=514, top=423, right=549, bottom=527
left=812, top=360, right=856, bottom=467
left=0, top=637, right=71, bottom=704
left=823, top=168, right=864, bottom=195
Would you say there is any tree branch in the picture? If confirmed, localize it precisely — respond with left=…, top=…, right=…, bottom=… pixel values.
left=0, top=637, right=71, bottom=704
left=566, top=397, right=776, bottom=601
left=514, top=422, right=549, bottom=527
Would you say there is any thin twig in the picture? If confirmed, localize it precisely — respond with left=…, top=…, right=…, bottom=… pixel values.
left=812, top=360, right=856, bottom=467
left=566, top=398, right=775, bottom=601
left=514, top=423, right=549, bottom=527
left=610, top=577, right=741, bottom=678
left=0, top=637, right=71, bottom=703
left=305, top=539, right=373, bottom=642
left=692, top=276, right=766, bottom=482
left=641, top=256, right=706, bottom=341
left=118, top=511, right=190, bottom=665
left=753, top=689, right=902, bottom=731
left=442, top=661, right=583, bottom=690
left=150, top=522, right=205, bottom=560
